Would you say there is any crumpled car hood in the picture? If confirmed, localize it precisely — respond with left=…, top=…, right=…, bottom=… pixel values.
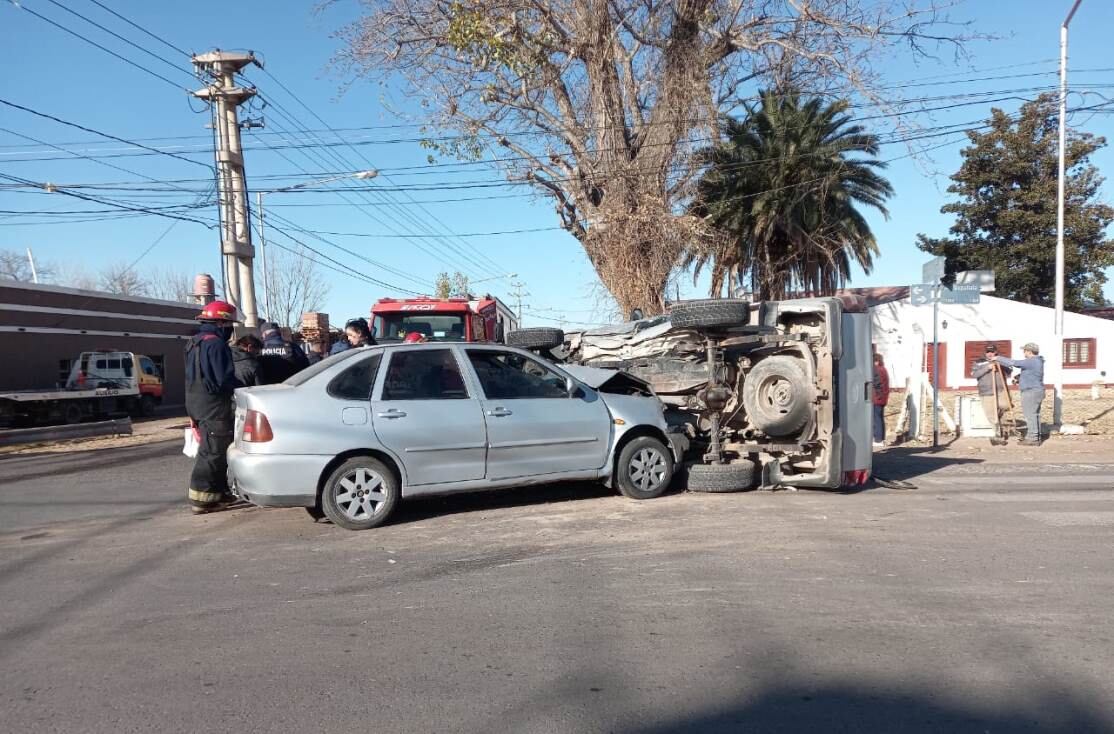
left=563, top=364, right=654, bottom=394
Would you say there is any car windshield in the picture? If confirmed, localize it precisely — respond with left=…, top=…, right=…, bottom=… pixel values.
left=376, top=314, right=466, bottom=342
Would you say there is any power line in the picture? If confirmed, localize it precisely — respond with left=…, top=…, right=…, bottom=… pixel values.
left=252, top=92, right=504, bottom=278
left=5, top=0, right=191, bottom=91
left=0, top=97, right=213, bottom=170
left=41, top=0, right=195, bottom=81
left=83, top=0, right=192, bottom=58
left=258, top=67, right=508, bottom=275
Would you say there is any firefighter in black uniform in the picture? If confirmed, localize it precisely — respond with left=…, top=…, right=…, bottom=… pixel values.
left=185, top=300, right=238, bottom=514
left=257, top=321, right=309, bottom=384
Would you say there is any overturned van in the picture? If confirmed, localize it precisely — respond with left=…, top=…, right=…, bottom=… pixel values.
left=562, top=297, right=873, bottom=492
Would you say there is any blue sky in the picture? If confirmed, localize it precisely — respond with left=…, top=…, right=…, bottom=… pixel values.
left=1, top=0, right=1112, bottom=328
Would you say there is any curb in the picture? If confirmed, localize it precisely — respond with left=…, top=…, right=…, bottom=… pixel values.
left=0, top=418, right=134, bottom=447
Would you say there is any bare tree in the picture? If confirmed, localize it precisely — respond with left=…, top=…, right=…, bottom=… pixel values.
left=435, top=271, right=471, bottom=299
left=56, top=264, right=99, bottom=291
left=99, top=263, right=149, bottom=297
left=334, top=0, right=975, bottom=314
left=0, top=248, right=55, bottom=283
left=147, top=268, right=195, bottom=303
left=265, top=246, right=331, bottom=329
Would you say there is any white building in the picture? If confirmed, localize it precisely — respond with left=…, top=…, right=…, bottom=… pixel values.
left=857, top=288, right=1114, bottom=391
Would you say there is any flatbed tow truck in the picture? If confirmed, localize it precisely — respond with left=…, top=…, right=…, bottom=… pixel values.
left=0, top=350, right=163, bottom=427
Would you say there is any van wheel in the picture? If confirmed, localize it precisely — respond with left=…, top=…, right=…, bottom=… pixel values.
left=742, top=355, right=814, bottom=437
left=506, top=327, right=565, bottom=351
left=616, top=436, right=674, bottom=500
left=669, top=299, right=750, bottom=330
left=139, top=396, right=157, bottom=418
left=321, top=457, right=399, bottom=530
left=686, top=460, right=756, bottom=493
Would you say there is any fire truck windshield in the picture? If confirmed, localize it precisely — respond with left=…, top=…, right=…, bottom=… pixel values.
left=375, top=313, right=467, bottom=342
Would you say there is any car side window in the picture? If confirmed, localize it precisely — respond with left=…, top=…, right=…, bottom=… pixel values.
left=467, top=350, right=569, bottom=400
left=381, top=349, right=468, bottom=401
left=328, top=354, right=383, bottom=401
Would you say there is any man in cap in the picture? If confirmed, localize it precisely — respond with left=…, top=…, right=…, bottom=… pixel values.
left=992, top=343, right=1045, bottom=446
left=258, top=321, right=309, bottom=384
left=185, top=300, right=238, bottom=513
left=971, top=343, right=1012, bottom=445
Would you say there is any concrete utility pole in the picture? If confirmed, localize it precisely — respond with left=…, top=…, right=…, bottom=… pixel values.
left=192, top=50, right=261, bottom=327
left=25, top=248, right=38, bottom=284
left=1054, top=0, right=1084, bottom=425
left=508, top=280, right=530, bottom=325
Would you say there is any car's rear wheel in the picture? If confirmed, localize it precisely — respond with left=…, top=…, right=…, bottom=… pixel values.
left=321, top=457, right=399, bottom=530
left=615, top=436, right=674, bottom=500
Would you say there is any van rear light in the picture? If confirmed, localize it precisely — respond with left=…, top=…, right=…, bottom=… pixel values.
left=242, top=409, right=274, bottom=443
left=842, top=469, right=871, bottom=487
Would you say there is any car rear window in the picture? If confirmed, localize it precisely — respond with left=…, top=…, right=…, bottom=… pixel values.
left=285, top=347, right=370, bottom=386
left=328, top=354, right=382, bottom=401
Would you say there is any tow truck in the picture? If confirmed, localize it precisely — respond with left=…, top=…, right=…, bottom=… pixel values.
left=371, top=295, right=519, bottom=343
left=0, top=350, right=164, bottom=427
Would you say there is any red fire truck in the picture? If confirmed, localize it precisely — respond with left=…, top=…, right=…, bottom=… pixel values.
left=370, top=296, right=519, bottom=343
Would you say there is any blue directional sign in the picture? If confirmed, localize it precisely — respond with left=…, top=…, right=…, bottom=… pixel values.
left=940, top=284, right=981, bottom=304
left=910, top=283, right=933, bottom=306
left=909, top=283, right=981, bottom=306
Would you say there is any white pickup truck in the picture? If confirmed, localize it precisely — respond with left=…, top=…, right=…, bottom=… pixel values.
left=0, top=350, right=164, bottom=427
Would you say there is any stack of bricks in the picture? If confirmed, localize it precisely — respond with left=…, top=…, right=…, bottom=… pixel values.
left=301, top=312, right=330, bottom=348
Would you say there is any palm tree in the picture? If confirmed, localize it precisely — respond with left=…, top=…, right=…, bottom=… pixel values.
left=688, top=89, right=893, bottom=300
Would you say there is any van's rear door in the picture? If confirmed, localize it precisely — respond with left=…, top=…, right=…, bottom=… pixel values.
left=838, top=311, right=873, bottom=485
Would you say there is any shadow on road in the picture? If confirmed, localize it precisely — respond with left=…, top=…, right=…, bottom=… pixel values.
left=623, top=683, right=1114, bottom=734
left=870, top=446, right=984, bottom=483
left=388, top=481, right=617, bottom=526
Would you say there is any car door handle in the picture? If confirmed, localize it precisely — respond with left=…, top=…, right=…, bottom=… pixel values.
left=377, top=409, right=408, bottom=419
left=486, top=408, right=513, bottom=417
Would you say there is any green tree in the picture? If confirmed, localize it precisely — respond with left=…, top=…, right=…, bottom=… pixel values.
left=434, top=271, right=471, bottom=299
left=917, top=94, right=1114, bottom=308
left=689, top=90, right=892, bottom=300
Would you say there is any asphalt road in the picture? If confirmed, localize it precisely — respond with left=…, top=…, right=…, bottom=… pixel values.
left=2, top=443, right=1113, bottom=733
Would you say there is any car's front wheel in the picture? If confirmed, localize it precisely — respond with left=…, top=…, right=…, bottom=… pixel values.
left=321, top=457, right=400, bottom=530
left=615, top=436, right=674, bottom=500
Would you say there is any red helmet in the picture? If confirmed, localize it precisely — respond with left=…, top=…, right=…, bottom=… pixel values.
left=403, top=332, right=425, bottom=344
left=197, top=300, right=236, bottom=322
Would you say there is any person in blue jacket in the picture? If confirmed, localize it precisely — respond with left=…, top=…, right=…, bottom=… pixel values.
left=993, top=342, right=1045, bottom=445
left=185, top=300, right=239, bottom=513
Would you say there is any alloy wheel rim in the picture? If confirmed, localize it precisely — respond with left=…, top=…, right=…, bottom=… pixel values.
left=629, top=447, right=667, bottom=492
left=334, top=467, right=387, bottom=520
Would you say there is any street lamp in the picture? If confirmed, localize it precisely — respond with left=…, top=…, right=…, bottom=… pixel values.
left=1055, top=0, right=1084, bottom=425
left=255, top=170, right=378, bottom=319
left=470, top=272, right=518, bottom=285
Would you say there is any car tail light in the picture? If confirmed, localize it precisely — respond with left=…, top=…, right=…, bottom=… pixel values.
left=242, top=409, right=274, bottom=443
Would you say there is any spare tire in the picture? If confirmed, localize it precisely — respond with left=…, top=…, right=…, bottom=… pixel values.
left=686, top=460, right=757, bottom=493
left=742, top=355, right=814, bottom=437
left=506, top=327, right=565, bottom=351
left=669, top=299, right=750, bottom=330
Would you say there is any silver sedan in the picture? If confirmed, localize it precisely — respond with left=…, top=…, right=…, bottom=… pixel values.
left=228, top=343, right=679, bottom=530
